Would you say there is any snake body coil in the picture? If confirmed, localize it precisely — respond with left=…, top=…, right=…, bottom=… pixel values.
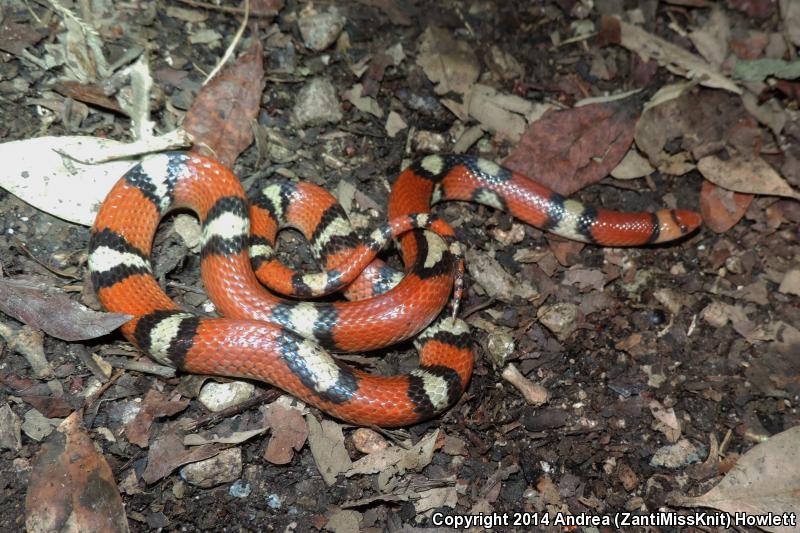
left=89, top=153, right=701, bottom=426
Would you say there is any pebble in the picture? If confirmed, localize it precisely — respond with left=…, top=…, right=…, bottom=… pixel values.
left=298, top=9, right=345, bottom=51
left=198, top=380, right=255, bottom=412
left=292, top=78, right=342, bottom=126
left=350, top=428, right=389, bottom=454
left=229, top=479, right=252, bottom=498
left=180, top=448, right=242, bottom=487
left=649, top=438, right=704, bottom=468
left=537, top=303, right=579, bottom=341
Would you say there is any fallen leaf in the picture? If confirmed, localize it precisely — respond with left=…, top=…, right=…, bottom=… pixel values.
left=306, top=416, right=352, bottom=486
left=734, top=58, right=800, bottom=82
left=414, top=485, right=458, bottom=513
left=416, top=27, right=479, bottom=96
left=354, top=0, right=413, bottom=25
left=673, top=425, right=800, bottom=533
left=465, top=248, right=538, bottom=303
left=0, top=403, right=22, bottom=451
left=346, top=430, right=439, bottom=479
left=350, top=428, right=389, bottom=454
left=504, top=98, right=639, bottom=196
left=610, top=148, right=655, bottom=180
left=635, top=87, right=750, bottom=165
left=182, top=38, right=265, bottom=167
left=698, top=155, right=800, bottom=201
left=0, top=277, right=130, bottom=341
left=54, top=80, right=126, bottom=114
left=125, top=389, right=189, bottom=448
left=783, top=0, right=800, bottom=47
left=0, top=137, right=143, bottom=226
left=688, top=7, right=730, bottom=68
left=262, top=403, right=308, bottom=464
left=467, top=84, right=550, bottom=142
left=0, top=374, right=76, bottom=418
left=183, top=427, right=267, bottom=446
left=343, top=83, right=383, bottom=117
left=0, top=20, right=47, bottom=56
left=325, top=509, right=362, bottom=533
left=649, top=400, right=682, bottom=443
left=778, top=269, right=800, bottom=296
left=700, top=180, right=753, bottom=233
left=25, top=412, right=129, bottom=533
left=142, top=431, right=222, bottom=484
left=606, top=16, right=741, bottom=94
left=562, top=267, right=606, bottom=292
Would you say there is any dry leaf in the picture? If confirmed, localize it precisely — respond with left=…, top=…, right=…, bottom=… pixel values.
left=467, top=84, right=549, bottom=142
left=142, top=431, right=221, bottom=484
left=416, top=27, right=479, bottom=96
left=0, top=137, right=147, bottom=226
left=306, top=416, right=352, bottom=486
left=688, top=7, right=730, bottom=67
left=649, top=400, right=682, bottom=443
left=262, top=404, right=308, bottom=465
left=346, top=430, right=439, bottom=478
left=608, top=16, right=740, bottom=94
left=700, top=180, right=753, bottom=233
left=673, top=426, right=800, bottom=533
left=698, top=155, right=800, bottom=200
left=125, top=389, right=189, bottom=448
left=182, top=38, right=265, bottom=167
left=504, top=99, right=639, bottom=196
left=465, top=248, right=538, bottom=303
left=26, top=412, right=129, bottom=533
left=0, top=277, right=130, bottom=341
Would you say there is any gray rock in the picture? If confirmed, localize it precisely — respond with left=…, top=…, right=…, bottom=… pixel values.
left=298, top=10, right=345, bottom=51
left=292, top=78, right=342, bottom=126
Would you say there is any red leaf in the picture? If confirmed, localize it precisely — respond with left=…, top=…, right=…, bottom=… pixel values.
left=503, top=99, right=638, bottom=196
left=26, top=412, right=129, bottom=533
left=700, top=180, right=753, bottom=233
left=182, top=37, right=265, bottom=167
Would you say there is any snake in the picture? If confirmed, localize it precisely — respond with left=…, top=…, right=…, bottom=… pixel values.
left=88, top=152, right=701, bottom=427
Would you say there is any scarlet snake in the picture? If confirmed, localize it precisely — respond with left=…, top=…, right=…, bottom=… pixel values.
left=88, top=152, right=701, bottom=427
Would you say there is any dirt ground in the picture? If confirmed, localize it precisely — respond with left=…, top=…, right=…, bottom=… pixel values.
left=1, top=0, right=799, bottom=532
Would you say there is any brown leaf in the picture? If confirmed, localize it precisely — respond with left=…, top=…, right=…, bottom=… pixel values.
left=306, top=416, right=352, bottom=486
left=635, top=88, right=750, bottom=166
left=142, top=431, right=222, bottom=484
left=25, top=412, right=129, bottom=533
left=0, top=277, right=130, bottom=341
left=354, top=0, right=414, bottom=25
left=53, top=81, right=126, bottom=114
left=0, top=20, right=48, bottom=56
left=262, top=404, right=308, bottom=464
left=504, top=99, right=638, bottom=196
left=415, top=27, right=480, bottom=96
left=125, top=389, right=189, bottom=448
left=182, top=38, right=265, bottom=167
left=700, top=180, right=753, bottom=233
left=698, top=155, right=800, bottom=201
left=673, top=426, right=800, bottom=533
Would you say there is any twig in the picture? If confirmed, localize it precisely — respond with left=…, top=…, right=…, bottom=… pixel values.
left=176, top=0, right=277, bottom=17
left=203, top=0, right=249, bottom=85
left=105, top=356, right=176, bottom=378
left=181, top=389, right=280, bottom=432
left=83, top=368, right=125, bottom=410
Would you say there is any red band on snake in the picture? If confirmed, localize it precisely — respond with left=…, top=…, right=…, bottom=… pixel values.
left=89, top=152, right=701, bottom=427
